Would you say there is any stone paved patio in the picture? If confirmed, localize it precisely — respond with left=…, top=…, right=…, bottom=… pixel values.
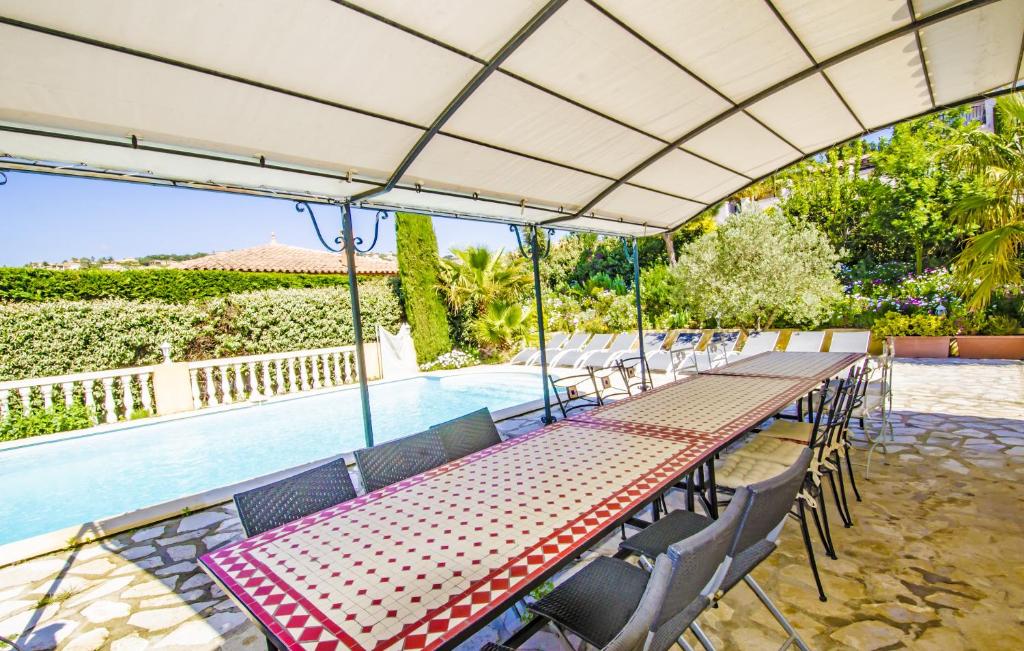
left=0, top=359, right=1021, bottom=650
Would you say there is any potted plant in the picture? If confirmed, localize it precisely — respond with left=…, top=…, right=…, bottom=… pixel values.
left=871, top=312, right=955, bottom=358
left=955, top=315, right=1024, bottom=359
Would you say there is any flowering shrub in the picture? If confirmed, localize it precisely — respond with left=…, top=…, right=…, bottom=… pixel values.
left=420, top=349, right=480, bottom=371
left=836, top=265, right=967, bottom=327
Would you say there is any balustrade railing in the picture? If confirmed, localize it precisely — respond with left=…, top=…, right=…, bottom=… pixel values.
left=186, top=346, right=359, bottom=409
left=0, top=366, right=158, bottom=425
left=0, top=345, right=362, bottom=426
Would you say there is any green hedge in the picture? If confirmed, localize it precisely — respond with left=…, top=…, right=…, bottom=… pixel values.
left=0, top=267, right=366, bottom=303
left=0, top=283, right=403, bottom=380
left=395, top=213, right=452, bottom=363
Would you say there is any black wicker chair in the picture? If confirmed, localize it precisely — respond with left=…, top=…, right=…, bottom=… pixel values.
left=527, top=488, right=749, bottom=651
left=354, top=430, right=447, bottom=493
left=619, top=449, right=814, bottom=651
left=431, top=407, right=502, bottom=461
left=233, top=457, right=357, bottom=538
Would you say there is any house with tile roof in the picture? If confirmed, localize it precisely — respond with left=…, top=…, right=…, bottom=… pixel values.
left=175, top=234, right=398, bottom=275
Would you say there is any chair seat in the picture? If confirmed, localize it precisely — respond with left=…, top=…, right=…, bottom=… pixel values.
left=757, top=420, right=814, bottom=444
left=715, top=455, right=790, bottom=489
left=528, top=556, right=649, bottom=649
left=619, top=508, right=714, bottom=559
left=853, top=391, right=885, bottom=418
left=732, top=437, right=806, bottom=466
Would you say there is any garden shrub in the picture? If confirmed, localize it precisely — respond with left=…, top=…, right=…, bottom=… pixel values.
left=0, top=267, right=358, bottom=303
left=395, top=213, right=452, bottom=363
left=0, top=283, right=402, bottom=380
left=870, top=311, right=959, bottom=338
left=0, top=403, right=92, bottom=442
left=665, top=208, right=844, bottom=329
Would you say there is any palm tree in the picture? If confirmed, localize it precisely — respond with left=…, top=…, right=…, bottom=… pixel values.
left=472, top=301, right=532, bottom=356
left=947, top=94, right=1024, bottom=309
left=438, top=246, right=532, bottom=314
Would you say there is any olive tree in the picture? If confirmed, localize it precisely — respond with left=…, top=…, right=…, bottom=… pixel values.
left=668, top=208, right=843, bottom=330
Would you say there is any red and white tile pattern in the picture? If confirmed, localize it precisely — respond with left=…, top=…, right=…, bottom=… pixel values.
left=202, top=373, right=822, bottom=651
left=707, top=351, right=864, bottom=380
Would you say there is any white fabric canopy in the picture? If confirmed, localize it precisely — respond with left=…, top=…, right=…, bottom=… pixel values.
left=1, top=0, right=1022, bottom=235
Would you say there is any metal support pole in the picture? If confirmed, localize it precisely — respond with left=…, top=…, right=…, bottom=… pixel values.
left=529, top=226, right=555, bottom=424
left=630, top=237, right=648, bottom=390
left=341, top=202, right=374, bottom=447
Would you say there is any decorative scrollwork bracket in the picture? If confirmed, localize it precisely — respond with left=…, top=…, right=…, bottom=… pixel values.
left=510, top=224, right=554, bottom=259
left=296, top=201, right=388, bottom=253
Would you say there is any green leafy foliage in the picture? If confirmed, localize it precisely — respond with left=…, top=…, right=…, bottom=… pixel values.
left=395, top=213, right=452, bottom=363
left=0, top=403, right=92, bottom=442
left=664, top=208, right=844, bottom=330
left=471, top=302, right=532, bottom=357
left=0, top=284, right=402, bottom=380
left=870, top=311, right=959, bottom=338
left=0, top=267, right=360, bottom=303
left=945, top=93, right=1024, bottom=309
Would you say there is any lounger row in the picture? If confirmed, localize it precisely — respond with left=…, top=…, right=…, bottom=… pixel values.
left=513, top=329, right=871, bottom=375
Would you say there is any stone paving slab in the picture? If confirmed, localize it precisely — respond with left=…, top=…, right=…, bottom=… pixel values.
left=0, top=359, right=1020, bottom=650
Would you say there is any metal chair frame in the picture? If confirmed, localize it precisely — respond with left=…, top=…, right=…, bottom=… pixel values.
left=549, top=369, right=605, bottom=417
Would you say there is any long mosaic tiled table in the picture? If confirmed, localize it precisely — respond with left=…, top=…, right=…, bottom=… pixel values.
left=706, top=351, right=864, bottom=379
left=201, top=372, right=826, bottom=651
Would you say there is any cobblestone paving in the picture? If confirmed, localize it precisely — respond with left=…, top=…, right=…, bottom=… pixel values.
left=0, top=360, right=1020, bottom=650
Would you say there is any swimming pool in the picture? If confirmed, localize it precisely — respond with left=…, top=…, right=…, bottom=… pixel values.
left=0, top=371, right=546, bottom=546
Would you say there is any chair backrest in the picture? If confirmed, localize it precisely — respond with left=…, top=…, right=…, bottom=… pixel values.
left=632, top=489, right=751, bottom=651
left=431, top=407, right=501, bottom=461
left=610, top=332, right=639, bottom=352
left=233, top=458, right=357, bottom=537
left=785, top=330, right=825, bottom=352
left=583, top=333, right=614, bottom=351
left=739, top=331, right=780, bottom=356
left=732, top=448, right=813, bottom=554
left=710, top=331, right=740, bottom=352
left=828, top=330, right=870, bottom=353
left=671, top=331, right=702, bottom=349
left=354, top=430, right=447, bottom=493
left=545, top=332, right=569, bottom=349
left=560, top=332, right=591, bottom=350
left=643, top=331, right=668, bottom=350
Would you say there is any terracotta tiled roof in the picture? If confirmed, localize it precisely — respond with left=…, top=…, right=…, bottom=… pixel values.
left=176, top=236, right=398, bottom=275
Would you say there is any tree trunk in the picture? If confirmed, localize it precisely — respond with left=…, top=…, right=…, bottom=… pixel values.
left=662, top=232, right=677, bottom=266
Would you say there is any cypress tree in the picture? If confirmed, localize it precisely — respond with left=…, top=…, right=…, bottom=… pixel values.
left=394, top=212, right=452, bottom=363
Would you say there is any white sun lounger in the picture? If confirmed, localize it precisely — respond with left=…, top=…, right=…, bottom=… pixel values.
left=644, top=331, right=704, bottom=374
left=828, top=331, right=871, bottom=353
left=552, top=333, right=613, bottom=367
left=785, top=331, right=825, bottom=352
left=529, top=332, right=591, bottom=366
left=510, top=332, right=567, bottom=364
left=583, top=332, right=639, bottom=368
left=728, top=330, right=780, bottom=360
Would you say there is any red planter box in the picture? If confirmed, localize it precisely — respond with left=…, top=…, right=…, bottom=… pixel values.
left=955, top=336, right=1024, bottom=360
left=888, top=336, right=951, bottom=358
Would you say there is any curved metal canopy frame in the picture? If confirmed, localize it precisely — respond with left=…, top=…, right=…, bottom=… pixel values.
left=0, top=0, right=1020, bottom=237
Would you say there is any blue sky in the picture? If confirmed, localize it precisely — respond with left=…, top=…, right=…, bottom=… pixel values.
left=0, top=171, right=530, bottom=266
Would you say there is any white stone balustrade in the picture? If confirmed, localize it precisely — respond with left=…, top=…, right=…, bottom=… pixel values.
left=0, top=366, right=158, bottom=424
left=185, top=346, right=360, bottom=409
left=1, top=345, right=364, bottom=427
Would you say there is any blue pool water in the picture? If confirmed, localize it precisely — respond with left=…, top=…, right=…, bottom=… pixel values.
left=0, top=372, right=546, bottom=546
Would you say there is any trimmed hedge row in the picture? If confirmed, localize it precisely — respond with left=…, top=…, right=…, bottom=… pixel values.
left=0, top=283, right=403, bottom=380
left=0, top=267, right=367, bottom=303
